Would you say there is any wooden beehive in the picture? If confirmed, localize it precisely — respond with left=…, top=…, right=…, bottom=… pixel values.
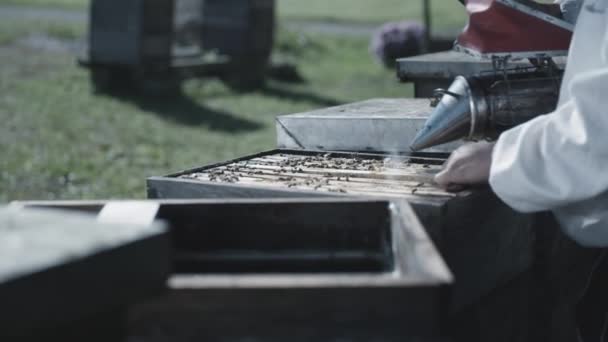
left=17, top=199, right=451, bottom=341
left=202, top=0, right=274, bottom=57
left=0, top=206, right=169, bottom=341
left=150, top=150, right=450, bottom=200
left=147, top=149, right=535, bottom=313
left=89, top=0, right=174, bottom=68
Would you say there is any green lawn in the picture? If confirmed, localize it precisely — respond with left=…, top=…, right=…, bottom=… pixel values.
left=0, top=0, right=466, bottom=202
left=0, top=20, right=412, bottom=201
left=0, top=0, right=84, bottom=8
left=0, top=18, right=83, bottom=44
left=279, top=0, right=466, bottom=30
left=0, top=0, right=467, bottom=30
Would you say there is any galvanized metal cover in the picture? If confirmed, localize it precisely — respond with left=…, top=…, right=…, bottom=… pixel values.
left=276, top=98, right=462, bottom=153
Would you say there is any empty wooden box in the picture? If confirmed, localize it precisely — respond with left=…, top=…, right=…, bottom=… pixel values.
left=17, top=199, right=451, bottom=341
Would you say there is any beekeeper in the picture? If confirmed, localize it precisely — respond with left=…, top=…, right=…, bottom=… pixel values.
left=436, top=0, right=607, bottom=247
left=435, top=0, right=607, bottom=340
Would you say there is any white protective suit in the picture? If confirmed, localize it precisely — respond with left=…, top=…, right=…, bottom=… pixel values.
left=489, top=0, right=608, bottom=247
left=559, top=0, right=584, bottom=23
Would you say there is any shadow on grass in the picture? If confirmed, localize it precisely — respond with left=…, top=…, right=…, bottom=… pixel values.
left=116, top=90, right=263, bottom=133
left=259, top=83, right=342, bottom=107
left=266, top=62, right=307, bottom=84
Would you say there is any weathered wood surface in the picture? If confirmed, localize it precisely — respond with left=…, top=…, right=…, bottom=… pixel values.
left=130, top=287, right=448, bottom=341
left=174, top=0, right=204, bottom=57
left=276, top=98, right=462, bottom=153
left=147, top=149, right=535, bottom=314
left=163, top=150, right=454, bottom=200
left=180, top=153, right=449, bottom=197
left=173, top=0, right=276, bottom=63
left=0, top=206, right=169, bottom=340
left=202, top=0, right=275, bottom=58
left=89, top=0, right=174, bottom=67
left=17, top=199, right=451, bottom=341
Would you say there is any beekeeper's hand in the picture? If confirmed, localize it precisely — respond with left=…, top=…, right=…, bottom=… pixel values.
left=434, top=142, right=495, bottom=192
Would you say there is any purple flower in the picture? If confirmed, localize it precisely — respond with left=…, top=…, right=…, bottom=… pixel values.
left=370, top=21, right=426, bottom=67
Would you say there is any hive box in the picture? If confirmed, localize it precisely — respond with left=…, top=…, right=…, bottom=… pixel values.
left=147, top=149, right=535, bottom=312
left=276, top=98, right=461, bottom=153
left=0, top=205, right=169, bottom=341
left=89, top=0, right=174, bottom=67
left=202, top=0, right=275, bottom=60
left=18, top=199, right=451, bottom=341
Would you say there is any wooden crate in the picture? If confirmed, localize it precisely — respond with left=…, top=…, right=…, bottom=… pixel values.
left=202, top=0, right=275, bottom=59
left=147, top=149, right=535, bottom=312
left=173, top=0, right=275, bottom=59
left=17, top=199, right=451, bottom=341
left=89, top=0, right=174, bottom=68
left=201, top=0, right=275, bottom=86
left=0, top=205, right=169, bottom=341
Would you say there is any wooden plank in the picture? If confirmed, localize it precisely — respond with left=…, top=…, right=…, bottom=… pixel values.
left=178, top=151, right=445, bottom=195
left=190, top=165, right=438, bottom=187
left=167, top=149, right=447, bottom=176
left=246, top=157, right=442, bottom=174
left=252, top=153, right=445, bottom=165
left=210, top=162, right=437, bottom=178
left=188, top=165, right=437, bottom=188
left=131, top=287, right=447, bottom=341
left=184, top=172, right=450, bottom=197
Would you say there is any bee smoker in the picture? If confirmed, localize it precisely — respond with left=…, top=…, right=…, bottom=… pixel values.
left=409, top=66, right=563, bottom=151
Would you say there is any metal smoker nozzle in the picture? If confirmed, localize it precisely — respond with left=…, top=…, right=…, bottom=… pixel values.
left=410, top=76, right=473, bottom=152
left=409, top=72, right=562, bottom=152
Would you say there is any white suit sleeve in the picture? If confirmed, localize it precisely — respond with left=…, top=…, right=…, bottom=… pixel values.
left=555, top=0, right=583, bottom=24
left=489, top=19, right=608, bottom=213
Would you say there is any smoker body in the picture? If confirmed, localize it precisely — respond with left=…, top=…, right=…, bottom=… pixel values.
left=396, top=51, right=544, bottom=98
left=466, top=72, right=562, bottom=139
left=410, top=70, right=563, bottom=151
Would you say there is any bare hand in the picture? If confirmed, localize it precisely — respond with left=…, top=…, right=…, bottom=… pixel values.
left=435, top=142, right=495, bottom=191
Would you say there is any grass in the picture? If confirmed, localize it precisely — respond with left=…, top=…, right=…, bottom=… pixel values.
left=0, top=22, right=412, bottom=202
left=0, top=0, right=466, bottom=202
left=279, top=0, right=466, bottom=30
left=0, top=18, right=83, bottom=44
left=0, top=0, right=467, bottom=30
left=0, top=0, right=86, bottom=8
